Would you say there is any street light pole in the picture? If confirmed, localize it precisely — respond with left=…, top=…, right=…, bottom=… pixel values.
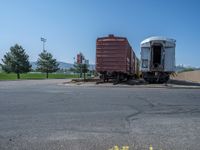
left=41, top=37, right=47, bottom=51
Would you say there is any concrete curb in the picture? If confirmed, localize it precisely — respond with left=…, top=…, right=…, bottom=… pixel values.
left=62, top=82, right=200, bottom=89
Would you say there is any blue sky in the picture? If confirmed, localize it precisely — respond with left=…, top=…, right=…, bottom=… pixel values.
left=0, top=0, right=200, bottom=67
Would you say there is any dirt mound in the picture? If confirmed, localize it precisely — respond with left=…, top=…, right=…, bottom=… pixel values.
left=172, top=70, right=200, bottom=83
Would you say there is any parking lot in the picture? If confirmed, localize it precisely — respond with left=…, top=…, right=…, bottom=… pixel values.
left=0, top=79, right=200, bottom=150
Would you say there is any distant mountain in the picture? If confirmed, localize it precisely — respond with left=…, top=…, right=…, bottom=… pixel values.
left=31, top=61, right=95, bottom=70
left=30, top=62, right=37, bottom=70
left=175, top=65, right=200, bottom=72
left=58, top=62, right=74, bottom=69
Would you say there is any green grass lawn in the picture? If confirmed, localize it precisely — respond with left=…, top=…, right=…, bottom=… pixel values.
left=0, top=72, right=79, bottom=80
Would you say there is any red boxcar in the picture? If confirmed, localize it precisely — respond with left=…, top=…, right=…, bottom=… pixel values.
left=96, top=34, right=137, bottom=82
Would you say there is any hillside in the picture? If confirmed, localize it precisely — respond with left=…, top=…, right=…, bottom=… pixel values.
left=31, top=62, right=95, bottom=70
left=172, top=70, right=200, bottom=83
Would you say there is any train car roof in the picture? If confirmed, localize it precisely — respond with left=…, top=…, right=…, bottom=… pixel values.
left=141, top=36, right=176, bottom=45
left=97, top=34, right=127, bottom=41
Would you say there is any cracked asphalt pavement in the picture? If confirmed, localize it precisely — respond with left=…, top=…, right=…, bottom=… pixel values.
left=0, top=79, right=200, bottom=150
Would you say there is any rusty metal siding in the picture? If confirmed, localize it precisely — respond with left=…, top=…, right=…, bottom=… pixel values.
left=96, top=35, right=136, bottom=75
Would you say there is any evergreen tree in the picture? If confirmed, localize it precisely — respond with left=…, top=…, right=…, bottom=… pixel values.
left=37, top=50, right=59, bottom=78
left=73, top=63, right=89, bottom=80
left=1, top=44, right=31, bottom=79
left=82, top=63, right=89, bottom=80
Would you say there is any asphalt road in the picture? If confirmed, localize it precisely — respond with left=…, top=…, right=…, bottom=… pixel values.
left=0, top=79, right=200, bottom=150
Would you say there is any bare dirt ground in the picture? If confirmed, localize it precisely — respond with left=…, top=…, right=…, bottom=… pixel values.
left=172, top=70, right=200, bottom=83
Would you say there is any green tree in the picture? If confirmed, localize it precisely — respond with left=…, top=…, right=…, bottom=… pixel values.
left=36, top=50, right=59, bottom=78
left=73, top=63, right=81, bottom=74
left=0, top=44, right=31, bottom=79
left=73, top=63, right=89, bottom=80
left=82, top=63, right=89, bottom=80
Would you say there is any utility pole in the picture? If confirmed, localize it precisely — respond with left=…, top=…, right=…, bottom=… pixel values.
left=41, top=37, right=47, bottom=51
